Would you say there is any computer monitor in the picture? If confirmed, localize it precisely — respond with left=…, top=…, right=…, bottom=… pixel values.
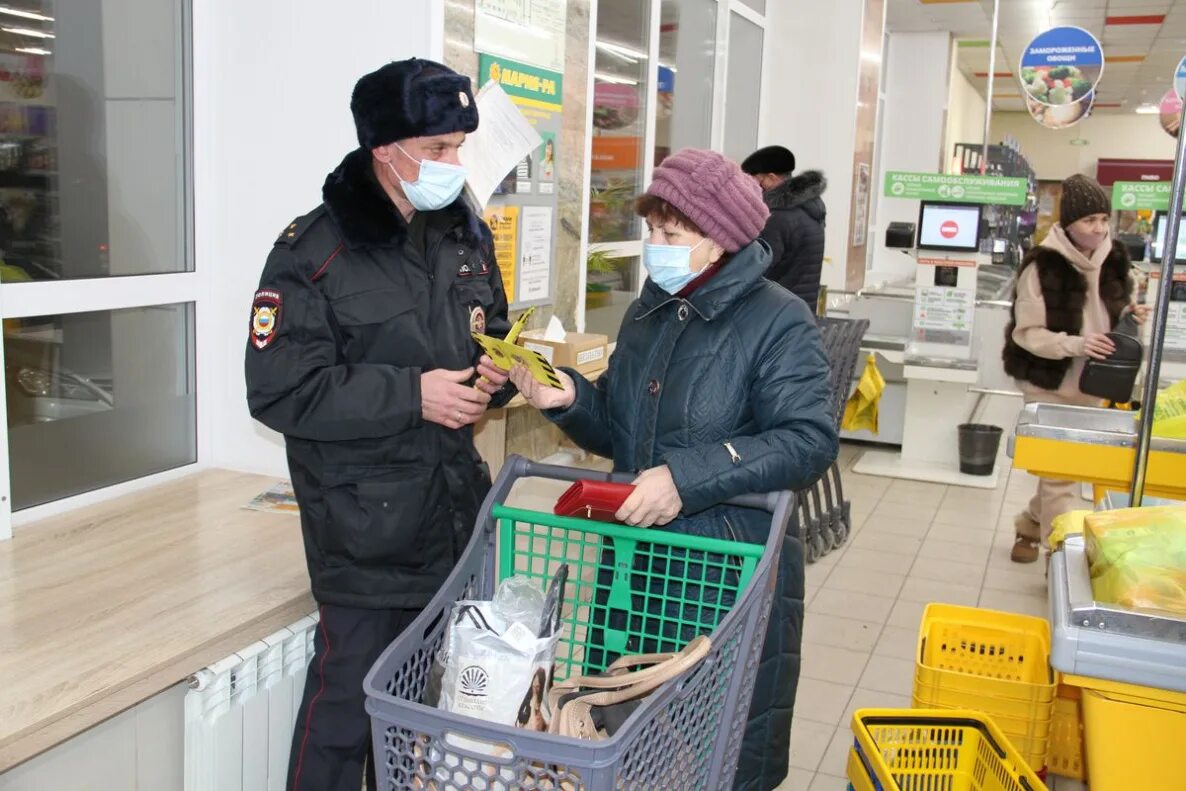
left=917, top=202, right=983, bottom=253
left=1152, top=211, right=1186, bottom=264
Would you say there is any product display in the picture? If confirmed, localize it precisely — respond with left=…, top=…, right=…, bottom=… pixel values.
left=1085, top=506, right=1186, bottom=616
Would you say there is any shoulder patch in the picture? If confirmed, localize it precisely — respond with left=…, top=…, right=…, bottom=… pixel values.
left=275, top=206, right=327, bottom=248
left=250, top=289, right=282, bottom=350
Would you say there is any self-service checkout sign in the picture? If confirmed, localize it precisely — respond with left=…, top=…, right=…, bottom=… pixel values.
left=1112, top=181, right=1171, bottom=212
left=884, top=171, right=1028, bottom=206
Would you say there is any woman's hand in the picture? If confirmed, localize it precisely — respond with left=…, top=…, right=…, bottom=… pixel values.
left=474, top=354, right=510, bottom=397
left=1130, top=304, right=1152, bottom=325
left=1083, top=333, right=1117, bottom=360
left=508, top=364, right=576, bottom=411
left=616, top=466, right=683, bottom=527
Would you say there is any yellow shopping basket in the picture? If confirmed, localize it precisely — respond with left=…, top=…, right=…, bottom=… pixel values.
left=847, top=708, right=1047, bottom=791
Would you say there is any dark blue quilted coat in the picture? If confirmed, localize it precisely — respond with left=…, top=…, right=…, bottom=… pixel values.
left=546, top=240, right=838, bottom=790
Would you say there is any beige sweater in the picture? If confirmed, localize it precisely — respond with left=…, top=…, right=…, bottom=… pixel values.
left=1011, top=225, right=1114, bottom=405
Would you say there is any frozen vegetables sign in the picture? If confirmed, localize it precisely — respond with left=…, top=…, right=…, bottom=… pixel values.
left=884, top=172, right=1028, bottom=207
left=1019, top=27, right=1104, bottom=106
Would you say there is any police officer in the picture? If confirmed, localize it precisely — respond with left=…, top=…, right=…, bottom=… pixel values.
left=244, top=58, right=514, bottom=791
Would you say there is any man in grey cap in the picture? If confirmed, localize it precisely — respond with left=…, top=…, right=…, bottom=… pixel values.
left=245, top=58, right=514, bottom=791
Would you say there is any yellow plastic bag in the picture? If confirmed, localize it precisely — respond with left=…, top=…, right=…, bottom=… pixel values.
left=1084, top=506, right=1186, bottom=616
left=842, top=354, right=886, bottom=435
left=1050, top=509, right=1091, bottom=549
left=1150, top=380, right=1186, bottom=439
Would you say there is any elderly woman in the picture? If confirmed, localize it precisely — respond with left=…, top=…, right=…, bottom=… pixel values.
left=509, top=148, right=838, bottom=791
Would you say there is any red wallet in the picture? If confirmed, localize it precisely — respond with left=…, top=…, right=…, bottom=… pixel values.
left=554, top=481, right=635, bottom=523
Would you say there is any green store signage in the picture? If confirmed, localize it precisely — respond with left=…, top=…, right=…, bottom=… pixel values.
left=1112, top=181, right=1172, bottom=211
left=478, top=54, right=563, bottom=110
left=884, top=171, right=1028, bottom=206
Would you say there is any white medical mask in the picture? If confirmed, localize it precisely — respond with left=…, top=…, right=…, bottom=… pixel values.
left=389, top=142, right=467, bottom=211
left=643, top=238, right=706, bottom=294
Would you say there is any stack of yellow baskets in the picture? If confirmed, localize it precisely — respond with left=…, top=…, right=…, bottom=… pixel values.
left=912, top=603, right=1056, bottom=773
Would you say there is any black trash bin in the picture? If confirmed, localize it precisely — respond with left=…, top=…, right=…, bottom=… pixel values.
left=957, top=423, right=1003, bottom=476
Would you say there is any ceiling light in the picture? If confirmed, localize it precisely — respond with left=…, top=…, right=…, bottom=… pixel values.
left=594, top=72, right=638, bottom=86
left=14, top=46, right=48, bottom=55
left=1136, top=104, right=1160, bottom=114
left=0, top=6, right=52, bottom=22
left=2, top=26, right=53, bottom=39
left=596, top=41, right=648, bottom=62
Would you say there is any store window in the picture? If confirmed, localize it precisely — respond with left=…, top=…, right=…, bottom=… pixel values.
left=583, top=0, right=766, bottom=341
left=655, top=0, right=716, bottom=165
left=6, top=304, right=196, bottom=510
left=723, top=11, right=764, bottom=161
left=0, top=1, right=194, bottom=527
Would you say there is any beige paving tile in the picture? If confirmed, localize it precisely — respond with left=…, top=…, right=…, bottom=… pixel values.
left=926, top=524, right=999, bottom=548
left=931, top=508, right=1002, bottom=531
left=775, top=767, right=816, bottom=791
left=978, top=588, right=1049, bottom=621
left=802, top=613, right=883, bottom=653
left=789, top=719, right=835, bottom=771
left=907, top=556, right=987, bottom=587
left=801, top=642, right=872, bottom=687
left=835, top=547, right=917, bottom=575
left=873, top=498, right=939, bottom=522
left=982, top=565, right=1049, bottom=597
left=916, top=537, right=992, bottom=564
left=809, top=588, right=896, bottom=624
left=843, top=686, right=913, bottom=727
left=808, top=774, right=848, bottom=791
left=873, top=625, right=919, bottom=662
left=857, top=655, right=918, bottom=695
left=862, top=514, right=933, bottom=538
left=816, top=724, right=855, bottom=781
left=847, top=529, right=922, bottom=557
left=898, top=577, right=982, bottom=607
left=823, top=566, right=906, bottom=598
left=794, top=677, right=856, bottom=726
left=886, top=598, right=930, bottom=631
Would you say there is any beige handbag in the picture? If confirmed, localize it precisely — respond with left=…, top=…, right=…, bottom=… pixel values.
left=546, top=636, right=712, bottom=740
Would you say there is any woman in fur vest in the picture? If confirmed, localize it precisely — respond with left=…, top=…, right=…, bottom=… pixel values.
left=1002, top=174, right=1148, bottom=563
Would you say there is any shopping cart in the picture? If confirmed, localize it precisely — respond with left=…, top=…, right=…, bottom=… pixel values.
left=364, top=456, right=795, bottom=790
left=801, top=316, right=870, bottom=562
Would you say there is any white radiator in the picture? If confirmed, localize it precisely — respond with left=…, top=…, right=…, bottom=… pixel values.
left=184, top=612, right=319, bottom=791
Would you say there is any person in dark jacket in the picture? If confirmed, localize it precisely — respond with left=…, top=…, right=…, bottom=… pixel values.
left=741, top=145, right=827, bottom=309
left=1001, top=174, right=1146, bottom=563
left=244, top=58, right=514, bottom=791
left=508, top=148, right=838, bottom=791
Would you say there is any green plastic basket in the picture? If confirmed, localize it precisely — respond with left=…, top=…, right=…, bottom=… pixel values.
left=493, top=504, right=765, bottom=680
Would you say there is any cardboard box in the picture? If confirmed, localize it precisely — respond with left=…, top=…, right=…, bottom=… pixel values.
left=519, top=331, right=609, bottom=376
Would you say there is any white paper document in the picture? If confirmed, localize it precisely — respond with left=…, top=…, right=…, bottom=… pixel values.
left=461, top=81, right=543, bottom=210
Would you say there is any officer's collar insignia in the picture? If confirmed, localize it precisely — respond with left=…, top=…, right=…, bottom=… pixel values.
left=251, top=289, right=282, bottom=350
left=458, top=262, right=473, bottom=277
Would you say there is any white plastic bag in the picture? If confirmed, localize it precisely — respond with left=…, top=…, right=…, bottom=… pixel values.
left=439, top=601, right=559, bottom=729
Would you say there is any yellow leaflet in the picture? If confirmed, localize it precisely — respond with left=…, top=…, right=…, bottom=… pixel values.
left=473, top=332, right=564, bottom=389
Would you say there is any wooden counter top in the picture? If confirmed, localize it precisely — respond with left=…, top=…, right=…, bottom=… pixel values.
left=0, top=469, right=315, bottom=771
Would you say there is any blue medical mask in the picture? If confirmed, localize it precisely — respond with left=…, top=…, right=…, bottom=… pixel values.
left=389, top=142, right=467, bottom=211
left=643, top=238, right=706, bottom=294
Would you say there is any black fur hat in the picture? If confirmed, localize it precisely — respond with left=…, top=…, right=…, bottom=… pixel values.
left=351, top=58, right=479, bottom=150
left=741, top=145, right=796, bottom=176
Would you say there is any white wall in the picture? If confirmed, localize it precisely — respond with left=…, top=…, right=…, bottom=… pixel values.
left=991, top=111, right=1178, bottom=181
left=759, top=0, right=864, bottom=294
left=868, top=31, right=953, bottom=280
left=944, top=61, right=987, bottom=172
left=194, top=0, right=442, bottom=477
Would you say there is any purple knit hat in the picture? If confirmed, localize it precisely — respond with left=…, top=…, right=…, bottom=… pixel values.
left=645, top=148, right=770, bottom=252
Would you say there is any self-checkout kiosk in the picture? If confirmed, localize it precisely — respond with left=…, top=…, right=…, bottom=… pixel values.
left=1145, top=212, right=1186, bottom=383
left=855, top=201, right=1001, bottom=488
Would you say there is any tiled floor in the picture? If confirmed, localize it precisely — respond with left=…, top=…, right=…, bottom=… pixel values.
left=780, top=396, right=1086, bottom=790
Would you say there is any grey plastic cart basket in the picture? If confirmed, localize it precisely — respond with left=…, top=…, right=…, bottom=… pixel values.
left=800, top=316, right=869, bottom=562
left=363, top=455, right=795, bottom=791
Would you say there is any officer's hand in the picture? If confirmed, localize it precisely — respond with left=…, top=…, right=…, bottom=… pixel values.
left=421, top=367, right=491, bottom=429
left=616, top=466, right=682, bottom=528
left=508, top=364, right=575, bottom=411
left=474, top=355, right=510, bottom=397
